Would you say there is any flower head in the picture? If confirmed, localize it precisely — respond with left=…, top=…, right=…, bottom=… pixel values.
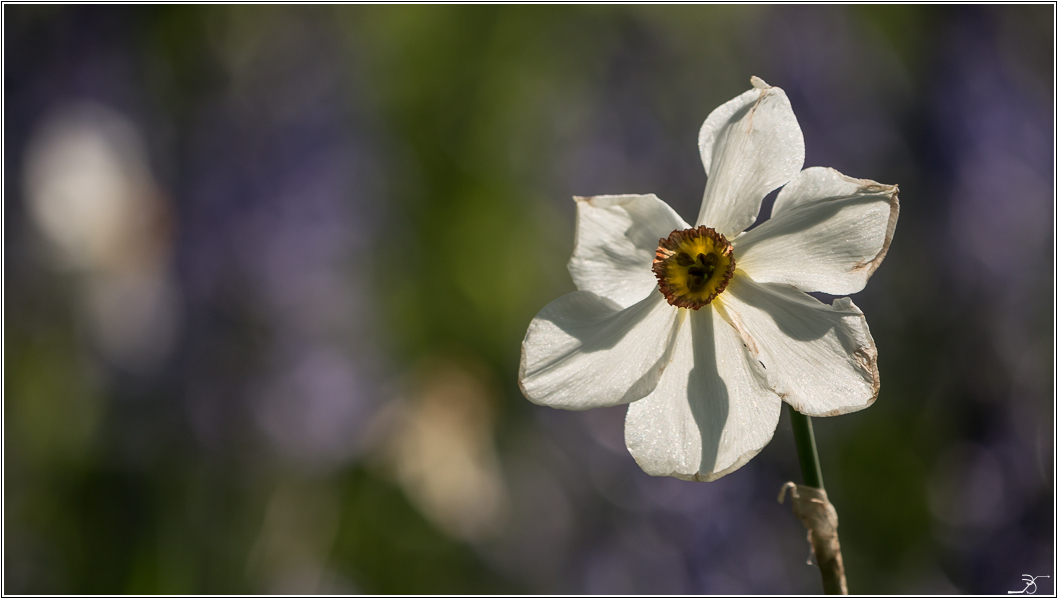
left=519, top=77, right=899, bottom=481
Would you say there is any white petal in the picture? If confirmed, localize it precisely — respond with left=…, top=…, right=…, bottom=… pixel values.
left=696, top=78, right=805, bottom=237
left=569, top=194, right=689, bottom=308
left=716, top=275, right=879, bottom=417
left=624, top=306, right=781, bottom=481
left=519, top=290, right=680, bottom=411
left=733, top=167, right=899, bottom=295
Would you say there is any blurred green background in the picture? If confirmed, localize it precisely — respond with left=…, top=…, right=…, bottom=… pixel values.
left=4, top=5, right=1053, bottom=594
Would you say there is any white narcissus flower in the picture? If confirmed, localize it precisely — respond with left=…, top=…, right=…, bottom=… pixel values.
left=519, top=77, right=899, bottom=481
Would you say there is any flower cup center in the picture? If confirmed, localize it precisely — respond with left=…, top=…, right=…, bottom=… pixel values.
left=652, top=226, right=735, bottom=309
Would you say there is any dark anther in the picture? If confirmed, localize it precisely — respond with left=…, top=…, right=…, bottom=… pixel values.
left=686, top=252, right=719, bottom=293
left=676, top=252, right=694, bottom=267
left=687, top=268, right=706, bottom=291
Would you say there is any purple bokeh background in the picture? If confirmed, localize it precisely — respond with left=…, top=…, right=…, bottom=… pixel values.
left=5, top=5, right=1052, bottom=594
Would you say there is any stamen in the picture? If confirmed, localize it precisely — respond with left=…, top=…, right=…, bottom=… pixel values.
left=652, top=225, right=735, bottom=309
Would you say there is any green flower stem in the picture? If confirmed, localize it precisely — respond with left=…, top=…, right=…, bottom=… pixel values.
left=787, top=404, right=848, bottom=595
left=788, top=405, right=824, bottom=490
